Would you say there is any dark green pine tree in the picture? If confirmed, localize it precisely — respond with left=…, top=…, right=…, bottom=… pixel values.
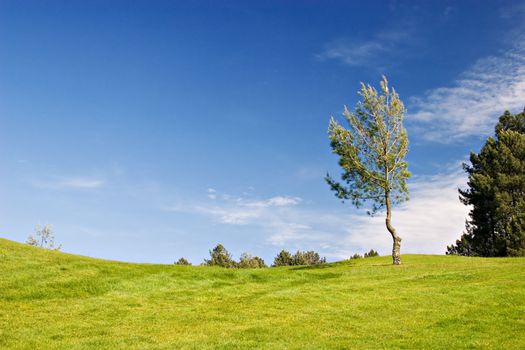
left=447, top=109, right=525, bottom=257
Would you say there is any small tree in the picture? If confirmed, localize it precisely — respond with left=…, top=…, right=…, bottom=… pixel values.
left=204, top=243, right=236, bottom=268
left=175, top=257, right=192, bottom=265
left=364, top=249, right=379, bottom=258
left=273, top=250, right=293, bottom=266
left=26, top=224, right=61, bottom=250
left=292, top=250, right=326, bottom=266
left=350, top=253, right=362, bottom=260
left=326, top=76, right=410, bottom=265
left=238, top=252, right=267, bottom=268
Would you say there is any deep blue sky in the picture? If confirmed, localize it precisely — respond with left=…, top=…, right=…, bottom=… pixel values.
left=2, top=0, right=525, bottom=263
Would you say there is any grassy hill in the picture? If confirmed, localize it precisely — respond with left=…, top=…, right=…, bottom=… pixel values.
left=1, top=238, right=524, bottom=349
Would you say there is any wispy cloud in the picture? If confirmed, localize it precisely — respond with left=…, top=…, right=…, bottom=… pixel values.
left=409, top=40, right=525, bottom=142
left=32, top=176, right=105, bottom=189
left=317, top=28, right=414, bottom=67
left=334, top=168, right=469, bottom=259
left=165, top=171, right=469, bottom=259
left=166, top=193, right=302, bottom=225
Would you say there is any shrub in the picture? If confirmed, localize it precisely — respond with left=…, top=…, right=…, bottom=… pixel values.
left=175, top=257, right=191, bottom=265
left=273, top=250, right=293, bottom=266
left=292, top=250, right=326, bottom=266
left=204, top=244, right=236, bottom=268
left=26, top=224, right=61, bottom=250
left=350, top=253, right=362, bottom=259
left=238, top=253, right=267, bottom=268
left=364, top=249, right=379, bottom=258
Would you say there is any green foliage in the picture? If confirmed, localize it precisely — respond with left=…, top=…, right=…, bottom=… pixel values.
left=447, top=110, right=525, bottom=257
left=364, top=249, right=379, bottom=258
left=292, top=250, right=326, bottom=266
left=26, top=224, right=61, bottom=251
left=326, top=76, right=409, bottom=265
left=273, top=249, right=294, bottom=266
left=326, top=76, right=410, bottom=214
left=175, top=257, right=191, bottom=265
left=238, top=252, right=267, bottom=268
left=273, top=249, right=326, bottom=266
left=350, top=253, right=362, bottom=259
left=1, top=238, right=524, bottom=349
left=204, top=243, right=236, bottom=268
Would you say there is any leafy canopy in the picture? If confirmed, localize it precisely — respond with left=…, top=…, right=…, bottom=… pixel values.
left=326, top=76, right=410, bottom=215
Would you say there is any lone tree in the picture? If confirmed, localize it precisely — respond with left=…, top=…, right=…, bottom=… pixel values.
left=204, top=243, right=236, bottom=268
left=26, top=224, right=61, bottom=250
left=326, top=76, right=410, bottom=265
left=447, top=109, right=525, bottom=256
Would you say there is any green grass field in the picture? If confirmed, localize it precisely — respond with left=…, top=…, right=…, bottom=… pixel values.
left=1, top=238, right=524, bottom=349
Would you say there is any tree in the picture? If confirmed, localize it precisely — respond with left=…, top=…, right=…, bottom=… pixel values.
left=204, top=243, right=236, bottom=268
left=272, top=249, right=326, bottom=266
left=175, top=257, right=192, bottom=265
left=292, top=250, right=326, bottom=266
left=238, top=252, right=267, bottom=268
left=26, top=224, right=61, bottom=250
left=326, top=76, right=410, bottom=265
left=273, top=250, right=293, bottom=266
left=364, top=249, right=379, bottom=258
left=447, top=109, right=525, bottom=257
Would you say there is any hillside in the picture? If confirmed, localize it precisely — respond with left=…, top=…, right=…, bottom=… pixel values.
left=1, top=238, right=524, bottom=349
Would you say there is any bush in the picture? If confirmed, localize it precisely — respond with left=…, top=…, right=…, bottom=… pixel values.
left=204, top=244, right=236, bottom=268
left=292, top=250, right=326, bottom=266
left=26, top=224, right=61, bottom=250
left=350, top=253, right=362, bottom=259
left=273, top=250, right=294, bottom=266
left=175, top=257, right=191, bottom=265
left=238, top=253, right=267, bottom=268
left=364, top=249, right=379, bottom=258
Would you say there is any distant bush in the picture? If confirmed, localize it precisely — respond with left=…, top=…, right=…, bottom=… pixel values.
left=238, top=252, right=267, bottom=268
left=350, top=253, right=362, bottom=259
left=292, top=250, right=326, bottom=266
left=273, top=250, right=326, bottom=266
left=175, top=257, right=191, bottom=265
left=26, top=224, right=61, bottom=251
left=364, top=249, right=379, bottom=258
left=273, top=250, right=294, bottom=266
left=204, top=244, right=236, bottom=268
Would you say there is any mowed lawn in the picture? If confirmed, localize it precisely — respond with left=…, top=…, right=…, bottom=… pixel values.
left=0, top=238, right=524, bottom=349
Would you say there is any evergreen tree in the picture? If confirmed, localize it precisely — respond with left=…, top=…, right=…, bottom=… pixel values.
left=273, top=250, right=293, bottom=266
left=364, top=249, right=379, bottom=258
left=326, top=77, right=410, bottom=265
left=204, top=244, right=236, bottom=268
left=447, top=109, right=525, bottom=256
left=175, top=257, right=192, bottom=265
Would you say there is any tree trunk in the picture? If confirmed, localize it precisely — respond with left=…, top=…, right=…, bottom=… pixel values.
left=385, top=190, right=402, bottom=265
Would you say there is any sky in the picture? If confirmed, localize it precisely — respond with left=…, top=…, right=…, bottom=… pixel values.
left=1, top=0, right=525, bottom=264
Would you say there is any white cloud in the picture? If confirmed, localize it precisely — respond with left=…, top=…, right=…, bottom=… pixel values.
left=166, top=171, right=470, bottom=260
left=242, top=196, right=301, bottom=208
left=165, top=193, right=301, bottom=225
left=409, top=40, right=525, bottom=142
left=317, top=29, right=414, bottom=67
left=335, top=169, right=469, bottom=259
left=32, top=176, right=105, bottom=189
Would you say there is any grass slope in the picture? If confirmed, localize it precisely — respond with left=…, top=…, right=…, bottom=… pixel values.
left=1, top=238, right=524, bottom=349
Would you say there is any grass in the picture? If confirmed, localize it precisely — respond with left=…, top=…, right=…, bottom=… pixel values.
left=1, top=238, right=524, bottom=349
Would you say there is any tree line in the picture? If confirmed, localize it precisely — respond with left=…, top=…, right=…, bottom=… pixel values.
left=175, top=243, right=380, bottom=268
